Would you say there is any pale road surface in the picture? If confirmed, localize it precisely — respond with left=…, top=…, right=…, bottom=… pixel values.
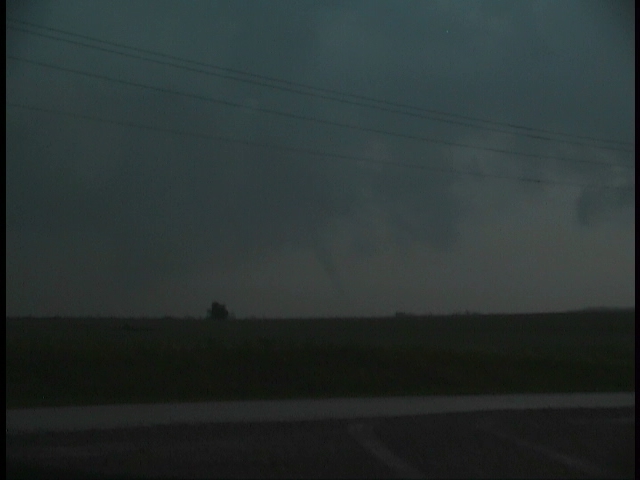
left=6, top=393, right=635, bottom=479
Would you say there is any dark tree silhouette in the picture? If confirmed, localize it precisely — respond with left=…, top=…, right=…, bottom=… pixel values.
left=208, top=301, right=229, bottom=320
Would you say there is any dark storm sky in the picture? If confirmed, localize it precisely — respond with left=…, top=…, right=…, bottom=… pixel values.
left=6, top=1, right=635, bottom=318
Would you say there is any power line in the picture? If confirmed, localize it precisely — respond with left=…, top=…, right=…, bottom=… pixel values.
left=7, top=55, right=634, bottom=171
left=7, top=102, right=633, bottom=191
left=6, top=18, right=635, bottom=152
left=7, top=20, right=632, bottom=152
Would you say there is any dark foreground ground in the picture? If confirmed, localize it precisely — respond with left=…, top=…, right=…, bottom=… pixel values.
left=6, top=310, right=635, bottom=408
left=6, top=407, right=635, bottom=479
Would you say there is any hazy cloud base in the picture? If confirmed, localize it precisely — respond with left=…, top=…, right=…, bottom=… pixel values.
left=6, top=0, right=634, bottom=317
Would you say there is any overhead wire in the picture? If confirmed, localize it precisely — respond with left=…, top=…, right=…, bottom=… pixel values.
left=7, top=55, right=634, bottom=171
left=6, top=18, right=635, bottom=152
left=7, top=102, right=634, bottom=191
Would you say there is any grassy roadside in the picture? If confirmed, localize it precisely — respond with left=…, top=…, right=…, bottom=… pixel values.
left=6, top=341, right=634, bottom=409
left=6, top=311, right=635, bottom=408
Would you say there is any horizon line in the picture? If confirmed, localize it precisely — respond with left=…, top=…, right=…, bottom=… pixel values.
left=5, top=306, right=635, bottom=321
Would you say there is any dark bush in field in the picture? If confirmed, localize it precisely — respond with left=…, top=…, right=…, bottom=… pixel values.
left=208, top=302, right=229, bottom=320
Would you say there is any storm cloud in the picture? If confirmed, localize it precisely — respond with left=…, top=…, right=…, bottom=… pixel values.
left=6, top=1, right=634, bottom=317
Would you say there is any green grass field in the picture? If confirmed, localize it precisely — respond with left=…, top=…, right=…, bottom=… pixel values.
left=6, top=310, right=635, bottom=408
